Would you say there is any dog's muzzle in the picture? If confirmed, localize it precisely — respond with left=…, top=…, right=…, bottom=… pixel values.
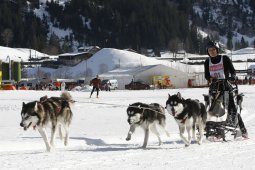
left=169, top=107, right=176, bottom=117
left=127, top=118, right=135, bottom=125
left=20, top=122, right=32, bottom=131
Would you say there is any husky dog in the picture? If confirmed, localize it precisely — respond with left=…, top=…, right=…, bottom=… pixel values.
left=237, top=93, right=244, bottom=114
left=126, top=102, right=170, bottom=148
left=20, top=92, right=74, bottom=152
left=203, top=94, right=210, bottom=111
left=166, top=92, right=207, bottom=146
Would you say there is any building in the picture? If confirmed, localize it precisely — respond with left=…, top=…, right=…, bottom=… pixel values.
left=77, top=46, right=101, bottom=54
left=58, top=52, right=93, bottom=66
left=99, top=64, right=189, bottom=89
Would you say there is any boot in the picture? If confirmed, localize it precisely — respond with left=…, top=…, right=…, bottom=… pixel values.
left=242, top=132, right=248, bottom=139
left=241, top=128, right=248, bottom=139
left=227, top=111, right=238, bottom=127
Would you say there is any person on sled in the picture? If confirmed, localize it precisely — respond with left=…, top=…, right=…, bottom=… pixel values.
left=204, top=41, right=248, bottom=138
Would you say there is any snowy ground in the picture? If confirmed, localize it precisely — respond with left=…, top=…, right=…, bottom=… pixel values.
left=0, top=86, right=255, bottom=170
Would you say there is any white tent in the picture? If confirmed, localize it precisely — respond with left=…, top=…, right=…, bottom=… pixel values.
left=99, top=64, right=189, bottom=89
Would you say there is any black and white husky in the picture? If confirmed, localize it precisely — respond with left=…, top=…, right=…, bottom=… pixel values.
left=166, top=92, right=207, bottom=146
left=20, top=92, right=74, bottom=152
left=126, top=102, right=170, bottom=148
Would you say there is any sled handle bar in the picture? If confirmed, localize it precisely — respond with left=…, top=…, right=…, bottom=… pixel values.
left=211, top=79, right=238, bottom=91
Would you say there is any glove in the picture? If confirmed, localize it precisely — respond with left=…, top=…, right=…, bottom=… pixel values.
left=209, top=77, right=218, bottom=83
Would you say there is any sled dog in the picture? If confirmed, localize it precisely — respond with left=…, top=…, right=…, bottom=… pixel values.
left=237, top=93, right=244, bottom=114
left=166, top=92, right=206, bottom=146
left=20, top=92, right=74, bottom=152
left=203, top=94, right=210, bottom=111
left=126, top=102, right=170, bottom=148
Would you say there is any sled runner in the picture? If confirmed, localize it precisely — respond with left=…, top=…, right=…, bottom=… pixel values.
left=203, top=79, right=244, bottom=141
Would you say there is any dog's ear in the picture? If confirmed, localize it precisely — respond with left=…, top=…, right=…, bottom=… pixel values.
left=22, top=102, right=25, bottom=106
left=34, top=102, right=38, bottom=112
left=177, top=92, right=181, bottom=99
left=40, top=95, right=48, bottom=102
left=168, top=94, right=171, bottom=98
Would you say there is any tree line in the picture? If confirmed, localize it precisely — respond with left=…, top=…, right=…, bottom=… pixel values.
left=0, top=0, right=254, bottom=56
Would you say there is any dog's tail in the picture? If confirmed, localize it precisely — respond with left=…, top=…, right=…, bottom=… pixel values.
left=60, top=92, right=75, bottom=106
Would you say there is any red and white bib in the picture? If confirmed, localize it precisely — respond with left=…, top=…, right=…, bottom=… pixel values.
left=209, top=56, right=225, bottom=79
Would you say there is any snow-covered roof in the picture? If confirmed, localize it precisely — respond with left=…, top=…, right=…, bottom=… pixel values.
left=99, top=64, right=188, bottom=77
left=100, top=65, right=158, bottom=77
left=59, top=51, right=89, bottom=57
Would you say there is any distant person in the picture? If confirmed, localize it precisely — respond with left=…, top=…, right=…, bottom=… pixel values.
left=61, top=81, right=66, bottom=91
left=90, top=75, right=101, bottom=98
left=249, top=76, right=252, bottom=85
left=55, top=81, right=61, bottom=90
left=106, top=81, right=111, bottom=91
left=244, top=76, right=248, bottom=84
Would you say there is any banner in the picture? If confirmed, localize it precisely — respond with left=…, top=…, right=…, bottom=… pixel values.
left=153, top=75, right=172, bottom=88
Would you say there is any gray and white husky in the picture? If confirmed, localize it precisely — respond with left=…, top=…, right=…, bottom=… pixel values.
left=166, top=92, right=207, bottom=146
left=20, top=92, right=74, bottom=152
left=126, top=102, right=170, bottom=148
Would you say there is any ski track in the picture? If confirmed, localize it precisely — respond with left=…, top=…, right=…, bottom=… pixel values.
left=0, top=86, right=255, bottom=169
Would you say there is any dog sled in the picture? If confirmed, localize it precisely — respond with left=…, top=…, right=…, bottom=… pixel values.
left=203, top=78, right=244, bottom=141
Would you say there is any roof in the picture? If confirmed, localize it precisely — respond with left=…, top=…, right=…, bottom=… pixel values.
left=99, top=65, right=157, bottom=77
left=78, top=46, right=100, bottom=51
left=59, top=51, right=89, bottom=57
left=99, top=64, right=187, bottom=77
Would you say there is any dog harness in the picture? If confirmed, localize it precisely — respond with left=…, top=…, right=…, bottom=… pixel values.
left=174, top=115, right=188, bottom=124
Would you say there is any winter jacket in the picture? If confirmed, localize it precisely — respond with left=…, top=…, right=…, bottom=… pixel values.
left=90, top=78, right=101, bottom=88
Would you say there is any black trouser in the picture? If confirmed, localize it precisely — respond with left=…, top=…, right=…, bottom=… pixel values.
left=91, top=86, right=99, bottom=96
left=238, top=114, right=247, bottom=133
left=228, top=92, right=247, bottom=133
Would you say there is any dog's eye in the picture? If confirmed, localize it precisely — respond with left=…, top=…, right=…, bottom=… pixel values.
left=127, top=111, right=134, bottom=116
left=31, top=112, right=37, bottom=116
left=170, top=101, right=176, bottom=106
left=24, top=115, right=30, bottom=120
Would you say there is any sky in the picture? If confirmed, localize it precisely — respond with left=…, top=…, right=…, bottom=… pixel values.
left=0, top=86, right=255, bottom=170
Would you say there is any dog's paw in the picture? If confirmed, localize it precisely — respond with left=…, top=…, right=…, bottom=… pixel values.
left=141, top=145, right=147, bottom=149
left=197, top=140, right=202, bottom=145
left=64, top=140, right=69, bottom=146
left=185, top=144, right=190, bottom=147
left=126, top=137, right=131, bottom=141
left=46, top=146, right=53, bottom=152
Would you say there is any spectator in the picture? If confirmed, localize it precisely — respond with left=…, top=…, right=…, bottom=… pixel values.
left=90, top=75, right=101, bottom=98
left=61, top=81, right=66, bottom=91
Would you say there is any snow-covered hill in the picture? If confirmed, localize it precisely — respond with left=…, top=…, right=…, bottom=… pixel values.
left=25, top=48, right=196, bottom=79
left=0, top=46, right=52, bottom=62
left=1, top=45, right=255, bottom=80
